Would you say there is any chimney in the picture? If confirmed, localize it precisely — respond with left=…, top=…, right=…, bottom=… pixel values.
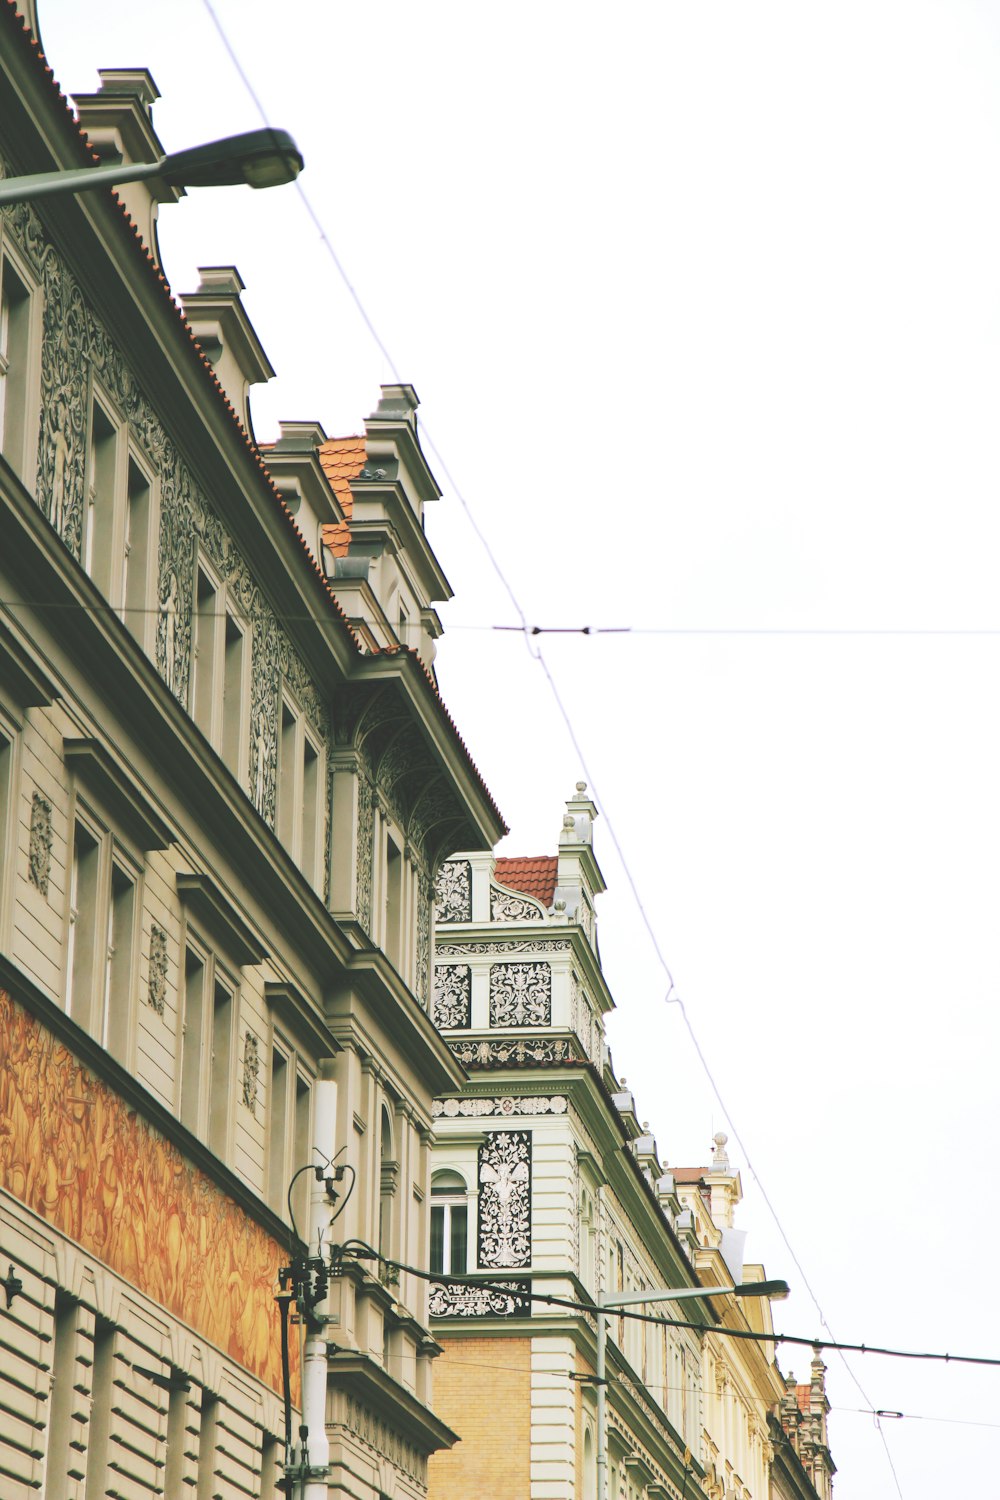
left=72, top=70, right=182, bottom=263
left=179, top=267, right=274, bottom=438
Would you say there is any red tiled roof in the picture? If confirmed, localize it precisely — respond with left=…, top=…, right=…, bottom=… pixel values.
left=795, top=1384, right=812, bottom=1413
left=318, top=436, right=365, bottom=559
left=494, top=856, right=558, bottom=907
left=1, top=0, right=505, bottom=838
left=671, top=1167, right=709, bottom=1183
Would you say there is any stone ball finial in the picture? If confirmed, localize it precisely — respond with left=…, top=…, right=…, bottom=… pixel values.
left=642, top=1121, right=649, bottom=1131
left=563, top=813, right=575, bottom=829
left=575, top=781, right=588, bottom=795
left=713, top=1131, right=728, bottom=1148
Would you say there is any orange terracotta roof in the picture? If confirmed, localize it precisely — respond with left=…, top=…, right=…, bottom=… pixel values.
left=671, top=1167, right=709, bottom=1183
left=318, top=435, right=366, bottom=521
left=494, top=856, right=558, bottom=907
left=795, top=1384, right=812, bottom=1414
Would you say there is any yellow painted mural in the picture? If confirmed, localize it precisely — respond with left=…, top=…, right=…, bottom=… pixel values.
left=0, top=987, right=296, bottom=1397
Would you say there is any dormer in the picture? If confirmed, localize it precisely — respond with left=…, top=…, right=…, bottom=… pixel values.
left=263, top=420, right=345, bottom=565
left=179, top=266, right=274, bottom=438
left=72, top=69, right=183, bottom=264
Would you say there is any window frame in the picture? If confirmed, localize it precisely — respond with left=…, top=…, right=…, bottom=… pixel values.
left=274, top=685, right=325, bottom=891
left=430, top=1169, right=469, bottom=1277
left=0, top=235, right=41, bottom=487
left=265, top=1026, right=314, bottom=1231
left=177, top=927, right=239, bottom=1158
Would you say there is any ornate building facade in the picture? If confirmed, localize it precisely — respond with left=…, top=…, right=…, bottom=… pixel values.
left=0, top=4, right=504, bottom=1497
left=425, top=792, right=834, bottom=1500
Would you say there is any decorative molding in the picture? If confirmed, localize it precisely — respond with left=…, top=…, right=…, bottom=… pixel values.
left=176, top=873, right=265, bottom=967
left=477, top=1130, right=531, bottom=1269
left=434, top=859, right=471, bottom=923
left=28, top=792, right=52, bottom=895
left=436, top=939, right=571, bottom=957
left=64, top=737, right=175, bottom=851
left=448, top=1036, right=581, bottom=1068
left=432, top=964, right=471, bottom=1029
left=241, top=1030, right=260, bottom=1114
left=489, top=961, right=551, bottom=1027
left=147, top=924, right=167, bottom=1016
left=428, top=1279, right=530, bottom=1318
left=490, top=884, right=544, bottom=922
left=342, top=1394, right=426, bottom=1485
left=432, top=1095, right=567, bottom=1119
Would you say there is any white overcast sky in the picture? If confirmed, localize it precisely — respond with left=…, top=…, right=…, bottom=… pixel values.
left=38, top=2, right=1000, bottom=1494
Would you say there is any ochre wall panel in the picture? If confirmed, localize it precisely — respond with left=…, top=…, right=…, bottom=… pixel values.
left=0, top=987, right=293, bottom=1395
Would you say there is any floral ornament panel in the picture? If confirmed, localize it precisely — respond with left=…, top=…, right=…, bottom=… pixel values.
left=429, top=1279, right=530, bottom=1318
left=489, top=962, right=551, bottom=1027
left=478, top=1130, right=531, bottom=1269
left=490, top=885, right=544, bottom=922
left=28, top=792, right=53, bottom=895
left=435, top=859, right=472, bottom=923
left=449, top=1037, right=581, bottom=1068
left=432, top=964, right=472, bottom=1029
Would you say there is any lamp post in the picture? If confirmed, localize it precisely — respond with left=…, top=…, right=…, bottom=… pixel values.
left=0, top=126, right=304, bottom=205
left=594, top=1278, right=790, bottom=1500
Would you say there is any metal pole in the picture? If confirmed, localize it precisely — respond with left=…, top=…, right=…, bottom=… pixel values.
left=596, top=1306, right=607, bottom=1500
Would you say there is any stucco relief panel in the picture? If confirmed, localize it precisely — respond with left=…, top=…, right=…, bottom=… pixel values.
left=434, top=859, right=471, bottom=923
left=432, top=964, right=471, bottom=1029
left=489, top=961, right=551, bottom=1027
left=477, top=1130, right=531, bottom=1270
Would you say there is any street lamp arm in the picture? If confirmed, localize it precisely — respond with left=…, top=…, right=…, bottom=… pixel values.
left=599, top=1278, right=789, bottom=1311
left=0, top=127, right=304, bottom=206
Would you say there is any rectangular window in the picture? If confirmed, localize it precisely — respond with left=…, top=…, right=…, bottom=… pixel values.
left=293, top=1071, right=311, bottom=1234
left=209, top=979, right=233, bottom=1156
left=0, top=256, right=32, bottom=478
left=0, top=726, right=12, bottom=929
left=67, top=821, right=101, bottom=1035
left=180, top=949, right=206, bottom=1135
left=85, top=400, right=118, bottom=596
left=276, top=700, right=297, bottom=848
left=192, top=568, right=219, bottom=740
left=122, top=453, right=151, bottom=633
left=301, top=734, right=319, bottom=886
left=104, top=860, right=135, bottom=1062
left=267, top=1046, right=288, bottom=1215
left=429, top=1202, right=468, bottom=1275
left=385, top=836, right=402, bottom=968
left=221, top=612, right=245, bottom=779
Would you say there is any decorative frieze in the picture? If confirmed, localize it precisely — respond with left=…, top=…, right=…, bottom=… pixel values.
left=432, top=964, right=471, bottom=1029
left=341, top=1395, right=426, bottom=1485
left=433, top=1095, right=567, bottom=1119
left=490, top=884, right=544, bottom=922
left=147, top=923, right=168, bottom=1016
left=429, top=1279, right=530, bottom=1318
left=478, top=1130, right=531, bottom=1269
left=449, top=1037, right=581, bottom=1068
left=489, top=961, right=551, bottom=1027
left=435, top=859, right=472, bottom=923
left=437, top=939, right=570, bottom=957
left=28, top=792, right=52, bottom=895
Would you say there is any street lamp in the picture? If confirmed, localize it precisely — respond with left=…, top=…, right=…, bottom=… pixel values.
left=594, top=1278, right=790, bottom=1500
left=0, top=127, right=304, bottom=205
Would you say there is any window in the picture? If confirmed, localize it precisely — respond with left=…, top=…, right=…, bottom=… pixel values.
left=0, top=719, right=13, bottom=943
left=84, top=398, right=119, bottom=596
left=384, top=836, right=403, bottom=967
left=267, top=1037, right=313, bottom=1231
left=66, top=813, right=138, bottom=1062
left=0, top=251, right=35, bottom=480
left=79, top=384, right=158, bottom=644
left=274, top=692, right=324, bottom=890
left=179, top=940, right=236, bottom=1156
left=122, top=453, right=153, bottom=641
left=191, top=560, right=249, bottom=785
left=378, top=1105, right=397, bottom=1261
left=430, top=1169, right=468, bottom=1275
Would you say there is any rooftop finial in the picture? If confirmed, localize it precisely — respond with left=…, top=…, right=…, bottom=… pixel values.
left=712, top=1131, right=730, bottom=1170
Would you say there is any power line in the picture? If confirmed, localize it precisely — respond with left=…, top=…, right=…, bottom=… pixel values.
left=194, top=5, right=907, bottom=1488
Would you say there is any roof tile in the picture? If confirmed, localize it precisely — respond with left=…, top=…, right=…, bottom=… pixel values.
left=494, top=855, right=558, bottom=908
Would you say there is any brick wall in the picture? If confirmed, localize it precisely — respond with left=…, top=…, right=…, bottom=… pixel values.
left=427, top=1336, right=531, bottom=1500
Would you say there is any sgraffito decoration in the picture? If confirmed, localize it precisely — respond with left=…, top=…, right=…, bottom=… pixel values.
left=148, top=923, right=168, bottom=1016
left=28, top=792, right=53, bottom=895
left=436, top=939, right=570, bottom=957
left=432, top=965, right=471, bottom=1029
left=433, top=1095, right=567, bottom=1119
left=429, top=1279, right=530, bottom=1318
left=490, top=885, right=543, bottom=922
left=0, top=988, right=295, bottom=1398
left=4, top=172, right=330, bottom=879
left=356, top=772, right=375, bottom=935
left=241, top=1030, right=260, bottom=1114
left=415, top=866, right=431, bottom=1009
left=489, top=962, right=551, bottom=1027
left=449, top=1036, right=581, bottom=1068
left=434, top=859, right=471, bottom=923
left=477, top=1130, right=531, bottom=1269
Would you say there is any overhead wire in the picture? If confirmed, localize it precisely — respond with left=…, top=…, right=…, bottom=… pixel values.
left=193, top=4, right=916, bottom=1489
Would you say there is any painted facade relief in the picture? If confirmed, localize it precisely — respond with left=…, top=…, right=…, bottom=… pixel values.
left=477, top=1130, right=531, bottom=1269
left=0, top=989, right=293, bottom=1396
left=434, top=860, right=471, bottom=923
left=489, top=961, right=552, bottom=1027
left=432, top=965, right=471, bottom=1030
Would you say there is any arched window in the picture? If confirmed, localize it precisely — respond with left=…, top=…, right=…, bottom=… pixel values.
left=379, top=1106, right=396, bottom=1259
left=430, top=1169, right=468, bottom=1275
